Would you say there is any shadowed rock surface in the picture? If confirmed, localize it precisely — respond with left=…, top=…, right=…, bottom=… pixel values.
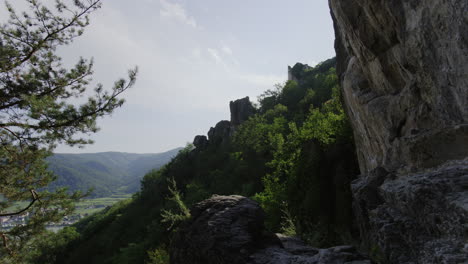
left=353, top=162, right=468, bottom=263
left=329, top=0, right=468, bottom=262
left=251, top=235, right=371, bottom=264
left=207, top=120, right=232, bottom=145
left=170, top=195, right=371, bottom=264
left=170, top=195, right=268, bottom=264
left=193, top=135, right=208, bottom=149
left=230, top=97, right=256, bottom=129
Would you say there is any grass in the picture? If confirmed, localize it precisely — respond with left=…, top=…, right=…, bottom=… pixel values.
left=3, top=194, right=132, bottom=220
left=74, top=194, right=132, bottom=215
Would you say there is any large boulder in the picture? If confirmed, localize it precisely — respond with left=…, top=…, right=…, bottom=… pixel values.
left=170, top=195, right=371, bottom=264
left=170, top=195, right=268, bottom=264
left=329, top=0, right=468, bottom=262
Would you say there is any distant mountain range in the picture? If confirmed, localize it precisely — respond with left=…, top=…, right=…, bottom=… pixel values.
left=46, top=148, right=182, bottom=197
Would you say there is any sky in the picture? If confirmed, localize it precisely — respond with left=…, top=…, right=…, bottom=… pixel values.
left=47, top=0, right=336, bottom=153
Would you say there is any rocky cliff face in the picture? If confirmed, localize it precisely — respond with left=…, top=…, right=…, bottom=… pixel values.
left=329, top=0, right=468, bottom=262
left=329, top=0, right=468, bottom=174
left=230, top=97, right=256, bottom=129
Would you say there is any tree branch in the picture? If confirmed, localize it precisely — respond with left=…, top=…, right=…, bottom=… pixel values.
left=0, top=68, right=91, bottom=111
left=0, top=72, right=135, bottom=131
left=0, top=233, right=13, bottom=255
left=0, top=190, right=39, bottom=217
left=1, top=0, right=101, bottom=73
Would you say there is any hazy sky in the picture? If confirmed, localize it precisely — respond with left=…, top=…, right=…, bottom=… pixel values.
left=50, top=0, right=336, bottom=153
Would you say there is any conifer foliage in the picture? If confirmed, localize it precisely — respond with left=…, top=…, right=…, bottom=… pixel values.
left=0, top=0, right=136, bottom=260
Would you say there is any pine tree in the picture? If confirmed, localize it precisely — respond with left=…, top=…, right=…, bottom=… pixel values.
left=0, top=0, right=137, bottom=260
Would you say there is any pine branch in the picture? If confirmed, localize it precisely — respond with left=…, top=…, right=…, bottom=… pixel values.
left=1, top=0, right=101, bottom=73
left=0, top=190, right=39, bottom=217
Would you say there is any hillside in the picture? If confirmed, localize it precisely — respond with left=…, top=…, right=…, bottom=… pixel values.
left=26, top=58, right=363, bottom=263
left=3, top=0, right=466, bottom=262
left=47, top=149, right=182, bottom=197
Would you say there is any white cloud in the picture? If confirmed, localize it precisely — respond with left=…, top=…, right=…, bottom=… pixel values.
left=207, top=47, right=234, bottom=73
left=207, top=48, right=222, bottom=64
left=239, top=73, right=284, bottom=87
left=191, top=48, right=202, bottom=60
left=206, top=47, right=281, bottom=87
left=159, top=0, right=198, bottom=29
left=221, top=45, right=233, bottom=56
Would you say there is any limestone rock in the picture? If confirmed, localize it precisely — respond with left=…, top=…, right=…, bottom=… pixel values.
left=195, top=97, right=254, bottom=148
left=170, top=195, right=267, bottom=264
left=329, top=0, right=468, bottom=262
left=229, top=97, right=255, bottom=128
left=329, top=0, right=468, bottom=173
left=352, top=162, right=468, bottom=263
left=251, top=235, right=371, bottom=264
left=170, top=195, right=371, bottom=264
left=207, top=120, right=231, bottom=145
left=193, top=135, right=208, bottom=149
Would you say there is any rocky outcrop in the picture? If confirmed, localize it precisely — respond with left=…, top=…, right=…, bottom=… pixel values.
left=230, top=97, right=256, bottom=128
left=207, top=120, right=231, bottom=145
left=329, top=0, right=468, bottom=262
left=353, top=162, right=468, bottom=263
left=170, top=195, right=371, bottom=264
left=193, top=135, right=208, bottom=149
left=193, top=97, right=255, bottom=148
left=170, top=195, right=269, bottom=264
